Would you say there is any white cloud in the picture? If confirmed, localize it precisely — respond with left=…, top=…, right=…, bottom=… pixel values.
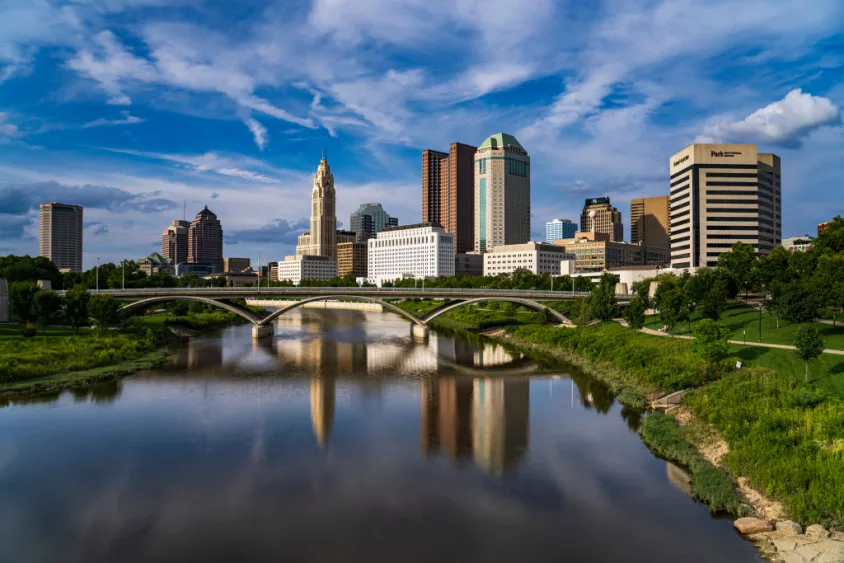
left=242, top=117, right=268, bottom=150
left=697, top=89, right=842, bottom=147
left=82, top=111, right=145, bottom=128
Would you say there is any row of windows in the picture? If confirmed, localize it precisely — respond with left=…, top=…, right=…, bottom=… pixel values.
left=670, top=175, right=689, bottom=187
left=671, top=200, right=690, bottom=212
left=706, top=181, right=758, bottom=187
left=706, top=172, right=756, bottom=178
left=506, top=158, right=528, bottom=177
left=706, top=199, right=758, bottom=205
left=670, top=192, right=689, bottom=205
left=708, top=217, right=759, bottom=222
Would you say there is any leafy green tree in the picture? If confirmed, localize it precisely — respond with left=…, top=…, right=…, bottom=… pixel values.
left=571, top=296, right=591, bottom=327
left=64, top=286, right=90, bottom=333
left=589, top=274, right=618, bottom=322
left=794, top=326, right=824, bottom=382
left=89, top=295, right=122, bottom=334
left=0, top=255, right=62, bottom=287
left=753, top=245, right=791, bottom=290
left=573, top=275, right=596, bottom=292
left=717, top=241, right=756, bottom=300
left=779, top=281, right=818, bottom=323
left=693, top=319, right=731, bottom=376
left=814, top=254, right=844, bottom=327
left=9, top=281, right=39, bottom=325
left=169, top=301, right=189, bottom=316
left=812, top=215, right=844, bottom=255
left=33, top=290, right=62, bottom=332
left=701, top=279, right=728, bottom=320
left=623, top=297, right=646, bottom=330
left=658, top=287, right=684, bottom=333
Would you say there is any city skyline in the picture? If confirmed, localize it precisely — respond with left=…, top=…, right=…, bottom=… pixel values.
left=0, top=0, right=842, bottom=267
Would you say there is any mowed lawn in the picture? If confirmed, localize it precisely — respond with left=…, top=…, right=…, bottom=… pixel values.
left=729, top=344, right=844, bottom=398
left=0, top=323, right=91, bottom=340
left=654, top=303, right=844, bottom=350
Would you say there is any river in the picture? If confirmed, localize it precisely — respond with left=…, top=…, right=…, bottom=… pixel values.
left=0, top=309, right=759, bottom=562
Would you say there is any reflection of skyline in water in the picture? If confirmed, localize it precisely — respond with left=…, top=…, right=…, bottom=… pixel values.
left=422, top=377, right=529, bottom=476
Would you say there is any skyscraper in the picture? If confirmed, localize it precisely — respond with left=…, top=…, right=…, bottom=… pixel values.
left=630, top=196, right=670, bottom=250
left=474, top=133, right=530, bottom=253
left=39, top=202, right=83, bottom=272
left=161, top=219, right=189, bottom=266
left=545, top=218, right=577, bottom=243
left=668, top=143, right=782, bottom=268
left=581, top=197, right=623, bottom=242
left=188, top=206, right=224, bottom=273
left=422, top=142, right=477, bottom=252
left=295, top=155, right=337, bottom=260
left=349, top=203, right=396, bottom=242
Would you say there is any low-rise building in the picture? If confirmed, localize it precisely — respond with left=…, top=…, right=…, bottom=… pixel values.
left=337, top=242, right=367, bottom=278
left=483, top=242, right=574, bottom=276
left=138, top=252, right=174, bottom=276
left=782, top=235, right=814, bottom=252
left=367, top=223, right=455, bottom=286
left=224, top=257, right=251, bottom=272
left=554, top=231, right=670, bottom=272
left=205, top=272, right=259, bottom=287
left=455, top=252, right=483, bottom=276
left=175, top=262, right=215, bottom=277
left=277, top=255, right=337, bottom=285
left=545, top=218, right=577, bottom=243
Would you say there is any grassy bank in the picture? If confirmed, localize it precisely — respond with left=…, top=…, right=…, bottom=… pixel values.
left=0, top=351, right=168, bottom=400
left=639, top=411, right=745, bottom=515
left=664, top=303, right=844, bottom=350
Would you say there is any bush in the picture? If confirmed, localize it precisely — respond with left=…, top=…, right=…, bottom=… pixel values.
left=21, top=323, right=37, bottom=338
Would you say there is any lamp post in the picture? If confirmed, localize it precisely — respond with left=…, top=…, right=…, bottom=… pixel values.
left=258, top=253, right=261, bottom=293
left=122, top=260, right=125, bottom=291
left=96, top=257, right=100, bottom=293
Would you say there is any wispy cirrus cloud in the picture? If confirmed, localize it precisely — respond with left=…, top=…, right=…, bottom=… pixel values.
left=82, top=110, right=145, bottom=128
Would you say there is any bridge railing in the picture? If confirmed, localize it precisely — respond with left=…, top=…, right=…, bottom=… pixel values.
left=60, top=287, right=622, bottom=298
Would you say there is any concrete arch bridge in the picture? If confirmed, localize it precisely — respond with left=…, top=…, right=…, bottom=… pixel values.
left=84, top=287, right=627, bottom=339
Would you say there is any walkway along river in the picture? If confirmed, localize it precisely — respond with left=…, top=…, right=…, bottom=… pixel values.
left=0, top=308, right=760, bottom=562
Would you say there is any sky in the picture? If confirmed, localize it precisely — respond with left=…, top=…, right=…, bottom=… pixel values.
left=0, top=0, right=842, bottom=268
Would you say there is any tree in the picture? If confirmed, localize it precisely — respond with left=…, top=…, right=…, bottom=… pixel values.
left=693, top=319, right=731, bottom=377
left=33, top=290, right=62, bottom=332
left=571, top=297, right=591, bottom=327
left=780, top=281, right=818, bottom=323
left=813, top=215, right=844, bottom=255
left=64, top=286, right=90, bottom=333
left=794, top=326, right=824, bottom=382
left=701, top=279, right=728, bottom=320
left=9, top=281, right=39, bottom=326
left=88, top=295, right=121, bottom=334
left=814, top=254, right=844, bottom=327
left=589, top=274, right=618, bottom=322
left=658, top=287, right=685, bottom=333
left=0, top=255, right=62, bottom=287
left=753, top=245, right=791, bottom=290
left=623, top=297, right=646, bottom=330
left=717, top=241, right=756, bottom=300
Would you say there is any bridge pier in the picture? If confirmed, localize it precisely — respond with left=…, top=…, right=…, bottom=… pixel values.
left=252, top=324, right=274, bottom=339
left=411, top=324, right=429, bottom=340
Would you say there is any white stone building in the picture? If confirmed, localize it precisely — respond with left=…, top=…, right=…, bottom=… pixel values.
left=367, top=223, right=455, bottom=286
left=483, top=242, right=574, bottom=276
left=277, top=255, right=337, bottom=285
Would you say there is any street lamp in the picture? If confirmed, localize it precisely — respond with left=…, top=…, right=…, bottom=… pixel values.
left=96, top=257, right=100, bottom=293
left=122, top=260, right=125, bottom=291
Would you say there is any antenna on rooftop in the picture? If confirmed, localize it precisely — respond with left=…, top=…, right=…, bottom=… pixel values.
left=183, top=200, right=186, bottom=221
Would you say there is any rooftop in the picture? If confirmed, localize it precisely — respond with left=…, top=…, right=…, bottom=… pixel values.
left=381, top=222, right=442, bottom=233
left=478, top=133, right=524, bottom=151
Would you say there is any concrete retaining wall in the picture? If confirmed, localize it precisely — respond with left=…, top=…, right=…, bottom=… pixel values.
left=246, top=299, right=384, bottom=313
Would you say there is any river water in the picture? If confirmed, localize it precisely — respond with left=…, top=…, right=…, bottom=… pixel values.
left=0, top=309, right=759, bottom=562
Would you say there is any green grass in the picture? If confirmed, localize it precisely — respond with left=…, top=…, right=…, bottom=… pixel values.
left=0, top=351, right=168, bottom=400
left=0, top=323, right=93, bottom=340
left=665, top=303, right=844, bottom=350
left=639, top=412, right=745, bottom=516
left=729, top=345, right=844, bottom=397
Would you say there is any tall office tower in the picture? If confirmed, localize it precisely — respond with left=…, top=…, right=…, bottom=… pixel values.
left=580, top=197, right=623, bottom=242
left=474, top=133, right=530, bottom=253
left=630, top=196, right=670, bottom=249
left=422, top=143, right=477, bottom=252
left=161, top=219, right=190, bottom=266
left=188, top=206, right=224, bottom=273
left=545, top=218, right=577, bottom=243
left=349, top=203, right=396, bottom=242
left=668, top=144, right=782, bottom=269
left=39, top=202, right=83, bottom=272
left=295, top=155, right=337, bottom=260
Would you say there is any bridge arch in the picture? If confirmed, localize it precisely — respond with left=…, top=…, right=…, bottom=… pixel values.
left=119, top=296, right=263, bottom=325
left=258, top=295, right=425, bottom=326
left=421, top=297, right=571, bottom=325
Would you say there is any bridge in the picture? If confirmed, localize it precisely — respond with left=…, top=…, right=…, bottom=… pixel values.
left=79, top=287, right=629, bottom=339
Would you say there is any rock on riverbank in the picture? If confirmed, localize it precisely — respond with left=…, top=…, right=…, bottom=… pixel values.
left=737, top=520, right=844, bottom=562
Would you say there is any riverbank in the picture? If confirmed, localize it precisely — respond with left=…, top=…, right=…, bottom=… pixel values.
left=0, top=308, right=258, bottom=397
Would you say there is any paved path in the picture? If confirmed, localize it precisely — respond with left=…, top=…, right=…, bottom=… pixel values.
left=626, top=323, right=844, bottom=356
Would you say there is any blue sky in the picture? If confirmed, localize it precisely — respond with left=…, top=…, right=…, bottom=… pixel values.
left=1, top=0, right=842, bottom=268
